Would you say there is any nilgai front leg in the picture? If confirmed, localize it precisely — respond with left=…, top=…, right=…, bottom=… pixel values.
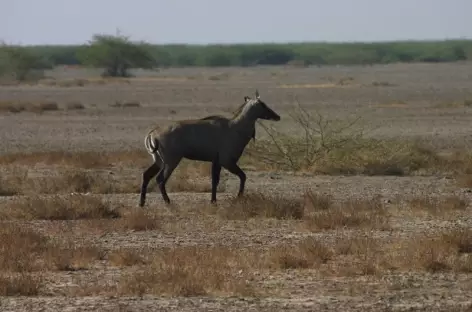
left=223, top=163, right=246, bottom=197
left=211, top=159, right=222, bottom=203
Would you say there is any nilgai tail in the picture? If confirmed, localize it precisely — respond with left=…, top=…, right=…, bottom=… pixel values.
left=139, top=90, right=280, bottom=207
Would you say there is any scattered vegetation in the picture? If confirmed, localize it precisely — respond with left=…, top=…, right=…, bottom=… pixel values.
left=109, top=101, right=141, bottom=108
left=304, top=194, right=390, bottom=231
left=65, top=101, right=85, bottom=110
left=0, top=223, right=102, bottom=272
left=119, top=208, right=161, bottom=231
left=0, top=100, right=59, bottom=114
left=0, top=150, right=149, bottom=168
left=219, top=192, right=304, bottom=220
left=0, top=194, right=120, bottom=220
left=407, top=195, right=468, bottom=216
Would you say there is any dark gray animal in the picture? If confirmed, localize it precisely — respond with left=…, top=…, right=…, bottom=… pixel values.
left=139, top=90, right=280, bottom=206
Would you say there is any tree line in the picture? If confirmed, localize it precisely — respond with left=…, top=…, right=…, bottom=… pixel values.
left=1, top=34, right=472, bottom=79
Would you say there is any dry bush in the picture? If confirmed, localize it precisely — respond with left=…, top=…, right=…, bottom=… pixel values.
left=305, top=195, right=390, bottom=231
left=267, top=237, right=333, bottom=269
left=0, top=100, right=59, bottom=114
left=219, top=192, right=304, bottom=220
left=65, top=101, right=85, bottom=110
left=0, top=274, right=42, bottom=296
left=408, top=195, right=468, bottom=216
left=118, top=246, right=254, bottom=297
left=108, top=248, right=148, bottom=267
left=371, top=81, right=396, bottom=87
left=2, top=194, right=120, bottom=220
left=245, top=101, right=440, bottom=175
left=120, top=208, right=161, bottom=231
left=110, top=101, right=141, bottom=108
left=0, top=150, right=149, bottom=168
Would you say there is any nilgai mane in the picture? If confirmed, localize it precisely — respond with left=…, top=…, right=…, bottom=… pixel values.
left=139, top=90, right=281, bottom=206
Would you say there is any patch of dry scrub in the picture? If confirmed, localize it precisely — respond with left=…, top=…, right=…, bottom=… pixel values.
left=408, top=195, right=468, bottom=217
left=0, top=194, right=120, bottom=220
left=0, top=168, right=139, bottom=195
left=0, top=274, right=42, bottom=296
left=267, top=237, right=333, bottom=269
left=304, top=193, right=390, bottom=231
left=219, top=192, right=304, bottom=220
left=0, top=150, right=149, bottom=168
left=119, top=208, right=161, bottom=231
left=395, top=229, right=472, bottom=273
left=118, top=246, right=255, bottom=297
left=108, top=249, right=149, bottom=267
left=0, top=100, right=59, bottom=114
left=0, top=223, right=102, bottom=272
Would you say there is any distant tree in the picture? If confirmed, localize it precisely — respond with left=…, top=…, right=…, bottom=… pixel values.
left=0, top=43, right=51, bottom=81
left=77, top=34, right=157, bottom=77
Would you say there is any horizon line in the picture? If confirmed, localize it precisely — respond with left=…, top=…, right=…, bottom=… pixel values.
left=3, top=37, right=472, bottom=47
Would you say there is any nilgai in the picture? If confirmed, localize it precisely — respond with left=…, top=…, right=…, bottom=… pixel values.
left=139, top=90, right=281, bottom=207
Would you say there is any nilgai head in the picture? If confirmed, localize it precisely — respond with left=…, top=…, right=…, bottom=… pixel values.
left=244, top=90, right=281, bottom=121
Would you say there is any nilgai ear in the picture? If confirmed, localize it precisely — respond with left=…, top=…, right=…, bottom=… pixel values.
left=255, top=89, right=260, bottom=99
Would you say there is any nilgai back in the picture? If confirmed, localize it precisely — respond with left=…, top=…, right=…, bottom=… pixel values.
left=139, top=90, right=281, bottom=206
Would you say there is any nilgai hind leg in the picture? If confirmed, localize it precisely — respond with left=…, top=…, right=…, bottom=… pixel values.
left=156, top=158, right=182, bottom=204
left=139, top=162, right=160, bottom=207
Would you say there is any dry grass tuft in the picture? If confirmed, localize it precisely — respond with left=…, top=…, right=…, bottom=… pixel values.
left=304, top=191, right=334, bottom=211
left=0, top=174, right=21, bottom=196
left=0, top=150, right=149, bottom=168
left=267, top=237, right=333, bottom=269
left=305, top=195, right=390, bottom=231
left=120, top=208, right=161, bottom=231
left=2, top=195, right=120, bottom=220
left=332, top=235, right=383, bottom=276
left=0, top=224, right=49, bottom=271
left=45, top=245, right=104, bottom=271
left=118, top=246, right=254, bottom=297
left=441, top=228, right=472, bottom=254
left=0, top=274, right=42, bottom=296
left=408, top=195, right=468, bottom=216
left=108, top=249, right=148, bottom=267
left=397, top=232, right=470, bottom=273
left=220, top=192, right=304, bottom=220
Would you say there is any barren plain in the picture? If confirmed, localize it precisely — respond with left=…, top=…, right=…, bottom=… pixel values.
left=0, top=63, right=472, bottom=311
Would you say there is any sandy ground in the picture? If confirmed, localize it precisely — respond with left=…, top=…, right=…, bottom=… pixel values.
left=1, top=63, right=472, bottom=311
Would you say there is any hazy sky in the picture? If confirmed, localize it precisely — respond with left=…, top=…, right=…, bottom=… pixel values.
left=1, top=0, right=471, bottom=45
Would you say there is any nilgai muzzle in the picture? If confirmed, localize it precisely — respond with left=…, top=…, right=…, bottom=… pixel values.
left=139, top=90, right=281, bottom=206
